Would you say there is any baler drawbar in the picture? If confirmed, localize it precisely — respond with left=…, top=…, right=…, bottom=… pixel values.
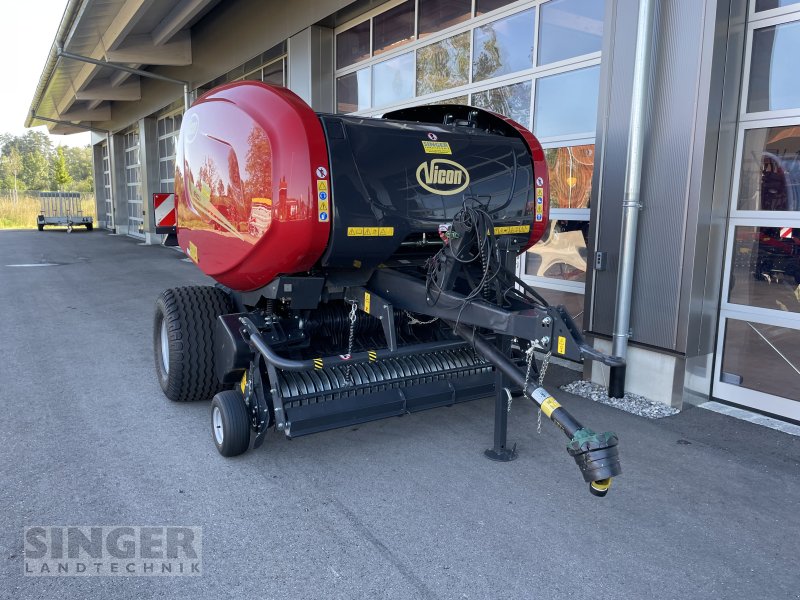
left=152, top=81, right=623, bottom=496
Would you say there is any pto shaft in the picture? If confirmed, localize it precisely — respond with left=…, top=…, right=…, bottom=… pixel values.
left=449, top=322, right=621, bottom=496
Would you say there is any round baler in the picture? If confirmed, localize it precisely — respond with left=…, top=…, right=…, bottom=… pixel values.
left=153, top=81, right=622, bottom=496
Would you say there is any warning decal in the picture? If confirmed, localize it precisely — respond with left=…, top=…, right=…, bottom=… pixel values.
left=347, top=227, right=395, bottom=237
left=422, top=140, right=452, bottom=155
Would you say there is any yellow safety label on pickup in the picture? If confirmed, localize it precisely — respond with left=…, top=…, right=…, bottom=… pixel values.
left=557, top=336, right=566, bottom=355
left=368, top=350, right=377, bottom=362
left=347, top=227, right=395, bottom=237
left=313, top=358, right=324, bottom=370
left=364, top=291, right=371, bottom=313
left=494, top=225, right=531, bottom=235
left=422, top=140, right=452, bottom=155
left=540, top=396, right=561, bottom=418
left=240, top=372, right=247, bottom=394
left=188, top=241, right=198, bottom=263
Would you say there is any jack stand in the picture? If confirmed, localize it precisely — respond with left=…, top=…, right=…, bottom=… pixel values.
left=484, top=333, right=518, bottom=462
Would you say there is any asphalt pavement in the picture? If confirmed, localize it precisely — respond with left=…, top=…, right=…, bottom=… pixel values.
left=1, top=229, right=798, bottom=600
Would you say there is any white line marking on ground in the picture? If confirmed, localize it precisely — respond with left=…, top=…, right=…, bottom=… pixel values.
left=699, top=401, right=800, bottom=437
left=5, top=263, right=60, bottom=267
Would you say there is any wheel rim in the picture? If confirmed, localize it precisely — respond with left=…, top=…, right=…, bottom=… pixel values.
left=213, top=406, right=224, bottom=445
left=160, top=318, right=170, bottom=374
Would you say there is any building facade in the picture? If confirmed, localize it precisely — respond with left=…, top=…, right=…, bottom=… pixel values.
left=28, top=0, right=800, bottom=421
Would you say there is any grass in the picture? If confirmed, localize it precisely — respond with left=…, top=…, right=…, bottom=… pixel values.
left=0, top=193, right=97, bottom=229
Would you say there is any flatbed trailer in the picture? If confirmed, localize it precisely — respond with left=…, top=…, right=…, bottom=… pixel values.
left=37, top=191, right=93, bottom=232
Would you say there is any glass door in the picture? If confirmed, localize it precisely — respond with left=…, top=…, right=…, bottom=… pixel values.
left=713, top=2, right=800, bottom=420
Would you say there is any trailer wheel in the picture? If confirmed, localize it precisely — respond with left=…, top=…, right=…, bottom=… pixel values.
left=85, top=223, right=93, bottom=231
left=154, top=286, right=234, bottom=402
left=37, top=224, right=44, bottom=231
left=211, top=390, right=250, bottom=457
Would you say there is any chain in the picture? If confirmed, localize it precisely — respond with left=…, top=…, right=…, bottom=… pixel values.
left=403, top=310, right=438, bottom=326
left=345, top=301, right=357, bottom=385
left=522, top=343, right=536, bottom=431
left=537, top=351, right=552, bottom=434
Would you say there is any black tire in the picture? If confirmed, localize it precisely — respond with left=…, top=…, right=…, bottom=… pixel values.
left=85, top=223, right=93, bottom=231
left=37, top=224, right=44, bottom=231
left=211, top=390, right=250, bottom=457
left=154, top=286, right=234, bottom=402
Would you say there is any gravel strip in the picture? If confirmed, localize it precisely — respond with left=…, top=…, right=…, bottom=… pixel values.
left=561, top=380, right=679, bottom=419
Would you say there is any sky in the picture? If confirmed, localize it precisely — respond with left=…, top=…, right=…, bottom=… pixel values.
left=0, top=0, right=91, bottom=147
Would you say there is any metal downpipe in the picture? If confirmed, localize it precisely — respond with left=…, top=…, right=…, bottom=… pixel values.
left=608, top=0, right=657, bottom=399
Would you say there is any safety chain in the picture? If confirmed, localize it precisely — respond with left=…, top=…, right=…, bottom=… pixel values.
left=345, top=301, right=358, bottom=385
left=403, top=310, right=438, bottom=326
left=537, top=351, right=552, bottom=434
left=523, top=343, right=552, bottom=434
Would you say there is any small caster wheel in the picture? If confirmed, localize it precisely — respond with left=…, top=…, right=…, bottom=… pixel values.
left=211, top=390, right=250, bottom=457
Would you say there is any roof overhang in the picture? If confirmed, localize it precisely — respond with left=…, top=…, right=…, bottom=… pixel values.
left=26, top=0, right=220, bottom=134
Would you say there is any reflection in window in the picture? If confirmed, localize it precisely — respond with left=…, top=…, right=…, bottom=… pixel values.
left=534, top=66, right=600, bottom=138
left=729, top=226, right=800, bottom=313
left=473, top=9, right=535, bottom=82
left=748, top=20, right=800, bottom=113
left=374, top=1, right=415, bottom=55
left=418, top=0, right=471, bottom=38
left=524, top=220, right=589, bottom=282
left=538, top=0, right=604, bottom=65
left=374, top=53, right=415, bottom=107
left=337, top=69, right=371, bottom=113
left=535, top=288, right=585, bottom=320
left=737, top=126, right=800, bottom=211
left=416, top=33, right=470, bottom=95
left=756, top=0, right=800, bottom=11
left=336, top=21, right=370, bottom=69
left=262, top=59, right=285, bottom=86
left=476, top=0, right=516, bottom=15
left=545, top=144, right=595, bottom=209
left=428, top=95, right=469, bottom=105
left=471, top=81, right=532, bottom=128
left=721, top=319, right=800, bottom=401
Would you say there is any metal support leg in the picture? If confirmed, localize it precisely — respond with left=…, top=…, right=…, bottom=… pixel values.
left=484, top=333, right=517, bottom=461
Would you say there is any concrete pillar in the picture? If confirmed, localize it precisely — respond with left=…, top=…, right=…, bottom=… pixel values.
left=138, top=116, right=160, bottom=244
left=287, top=26, right=334, bottom=112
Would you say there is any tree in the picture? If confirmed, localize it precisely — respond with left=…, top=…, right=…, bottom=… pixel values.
left=1, top=147, right=22, bottom=201
left=52, top=147, right=73, bottom=190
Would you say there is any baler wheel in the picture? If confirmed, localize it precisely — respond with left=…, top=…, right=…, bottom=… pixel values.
left=154, top=286, right=234, bottom=402
left=210, top=390, right=250, bottom=457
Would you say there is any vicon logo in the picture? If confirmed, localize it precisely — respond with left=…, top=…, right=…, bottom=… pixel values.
left=416, top=159, right=470, bottom=195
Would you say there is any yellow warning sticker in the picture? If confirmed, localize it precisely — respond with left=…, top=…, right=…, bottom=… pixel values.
left=318, top=200, right=329, bottom=213
left=188, top=241, right=198, bottom=263
left=557, top=336, right=566, bottom=355
left=540, top=396, right=561, bottom=418
left=240, top=372, right=247, bottom=394
left=347, top=227, right=395, bottom=237
left=317, top=180, right=328, bottom=192
left=536, top=187, right=544, bottom=198
left=368, top=350, right=378, bottom=362
left=422, top=140, right=452, bottom=155
left=364, top=291, right=371, bottom=313
left=494, top=225, right=531, bottom=235
left=313, top=358, right=324, bottom=370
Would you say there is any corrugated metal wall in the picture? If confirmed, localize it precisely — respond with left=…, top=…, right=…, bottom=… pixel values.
left=587, top=0, right=718, bottom=353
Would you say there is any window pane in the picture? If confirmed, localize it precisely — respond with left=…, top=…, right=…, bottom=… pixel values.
left=337, top=21, right=370, bottom=69
left=472, top=9, right=535, bottom=83
left=545, top=144, right=595, bottom=209
left=721, top=319, right=800, bottom=402
left=729, top=226, right=800, bottom=313
left=471, top=80, right=532, bottom=127
left=263, top=60, right=284, bottom=86
left=374, top=53, right=415, bottom=107
left=748, top=21, right=800, bottom=113
left=416, top=33, right=470, bottom=95
left=538, top=0, right=604, bottom=65
left=428, top=95, right=469, bottom=105
left=534, top=66, right=600, bottom=138
left=524, top=220, right=589, bottom=282
left=337, top=69, right=371, bottom=113
left=374, top=1, right=415, bottom=55
left=476, top=0, right=516, bottom=16
left=756, top=0, right=800, bottom=11
left=418, top=0, right=471, bottom=38
left=534, top=288, right=585, bottom=320
left=737, top=126, right=800, bottom=211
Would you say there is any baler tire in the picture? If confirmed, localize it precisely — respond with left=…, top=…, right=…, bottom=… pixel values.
left=211, top=390, right=250, bottom=457
left=154, top=286, right=234, bottom=402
